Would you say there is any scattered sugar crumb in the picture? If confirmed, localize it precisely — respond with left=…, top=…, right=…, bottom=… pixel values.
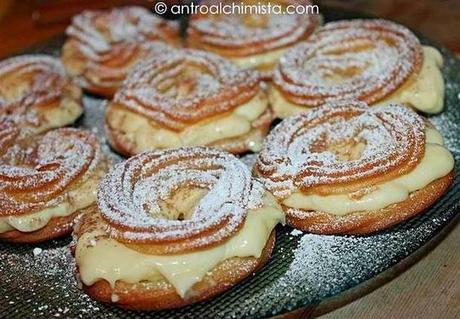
left=290, top=229, right=303, bottom=236
left=111, top=294, right=120, bottom=303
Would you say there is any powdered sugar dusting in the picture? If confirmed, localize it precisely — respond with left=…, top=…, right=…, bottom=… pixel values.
left=63, top=6, right=178, bottom=92
left=0, top=241, right=102, bottom=318
left=273, top=19, right=423, bottom=106
left=0, top=55, right=71, bottom=124
left=98, top=147, right=264, bottom=247
left=114, top=49, right=262, bottom=130
left=0, top=120, right=102, bottom=216
left=235, top=199, right=459, bottom=318
left=1, top=10, right=460, bottom=319
left=256, top=100, right=425, bottom=197
left=66, top=6, right=178, bottom=56
left=188, top=0, right=319, bottom=55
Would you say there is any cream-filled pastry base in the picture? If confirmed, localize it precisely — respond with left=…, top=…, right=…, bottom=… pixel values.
left=209, top=124, right=267, bottom=153
left=217, top=15, right=323, bottom=74
left=230, top=46, right=292, bottom=73
left=381, top=46, right=444, bottom=114
left=33, top=97, right=83, bottom=134
left=270, top=46, right=445, bottom=118
left=0, top=165, right=105, bottom=233
left=269, top=85, right=309, bottom=119
left=106, top=91, right=269, bottom=153
left=282, top=128, right=454, bottom=216
left=75, top=193, right=284, bottom=298
left=61, top=41, right=140, bottom=88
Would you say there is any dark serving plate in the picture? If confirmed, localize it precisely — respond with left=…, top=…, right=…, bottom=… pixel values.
left=1, top=8, right=459, bottom=319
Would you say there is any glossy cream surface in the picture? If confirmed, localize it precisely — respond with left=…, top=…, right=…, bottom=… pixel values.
left=381, top=46, right=444, bottom=114
left=231, top=46, right=290, bottom=72
left=38, top=97, right=84, bottom=133
left=107, top=91, right=268, bottom=152
left=75, top=194, right=284, bottom=298
left=282, top=128, right=454, bottom=215
left=270, top=46, right=445, bottom=118
left=0, top=167, right=103, bottom=233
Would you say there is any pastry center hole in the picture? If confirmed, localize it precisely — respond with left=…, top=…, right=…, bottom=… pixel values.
left=328, top=138, right=366, bottom=161
left=314, top=41, right=377, bottom=84
left=323, top=41, right=375, bottom=56
left=0, top=76, right=33, bottom=102
left=157, top=187, right=208, bottom=221
left=321, top=66, right=366, bottom=84
left=243, top=14, right=268, bottom=28
left=157, top=63, right=218, bottom=100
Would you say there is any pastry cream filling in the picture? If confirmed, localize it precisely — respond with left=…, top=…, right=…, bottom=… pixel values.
left=270, top=46, right=445, bottom=118
left=380, top=46, right=444, bottom=114
left=0, top=167, right=102, bottom=233
left=225, top=13, right=324, bottom=72
left=269, top=85, right=308, bottom=119
left=75, top=194, right=285, bottom=299
left=283, top=128, right=454, bottom=216
left=109, top=90, right=268, bottom=152
left=231, top=46, right=291, bottom=71
left=35, top=97, right=84, bottom=133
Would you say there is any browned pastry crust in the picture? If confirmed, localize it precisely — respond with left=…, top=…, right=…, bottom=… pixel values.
left=286, top=170, right=455, bottom=235
left=73, top=147, right=281, bottom=310
left=0, top=211, right=79, bottom=244
left=104, top=49, right=271, bottom=155
left=271, top=19, right=423, bottom=111
left=0, top=55, right=83, bottom=133
left=80, top=231, right=275, bottom=311
left=61, top=6, right=179, bottom=97
left=255, top=100, right=454, bottom=234
left=187, top=0, right=320, bottom=78
left=0, top=119, right=108, bottom=244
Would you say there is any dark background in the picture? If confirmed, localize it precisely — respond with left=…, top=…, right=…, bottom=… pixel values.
left=0, top=0, right=459, bottom=58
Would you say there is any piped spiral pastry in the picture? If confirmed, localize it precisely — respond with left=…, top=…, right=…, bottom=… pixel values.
left=256, top=100, right=455, bottom=234
left=105, top=49, right=272, bottom=155
left=0, top=55, right=83, bottom=133
left=73, top=147, right=284, bottom=310
left=61, top=6, right=179, bottom=97
left=270, top=19, right=444, bottom=118
left=187, top=0, right=320, bottom=78
left=0, top=118, right=107, bottom=243
left=99, top=147, right=265, bottom=253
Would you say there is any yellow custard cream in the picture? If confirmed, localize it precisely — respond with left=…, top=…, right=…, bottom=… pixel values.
left=231, top=46, right=289, bottom=72
left=269, top=84, right=309, bottom=119
left=0, top=167, right=102, bottom=233
left=283, top=128, right=454, bottom=216
left=38, top=97, right=83, bottom=133
left=270, top=46, right=445, bottom=118
left=107, top=91, right=268, bottom=152
left=75, top=194, right=285, bottom=298
left=382, top=46, right=444, bottom=114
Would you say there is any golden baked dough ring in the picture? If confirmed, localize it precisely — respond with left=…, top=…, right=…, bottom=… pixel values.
left=187, top=0, right=320, bottom=78
left=256, top=100, right=454, bottom=234
left=61, top=6, right=179, bottom=97
left=0, top=119, right=107, bottom=243
left=271, top=19, right=423, bottom=116
left=74, top=147, right=281, bottom=310
left=105, top=49, right=271, bottom=155
left=0, top=55, right=83, bottom=133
